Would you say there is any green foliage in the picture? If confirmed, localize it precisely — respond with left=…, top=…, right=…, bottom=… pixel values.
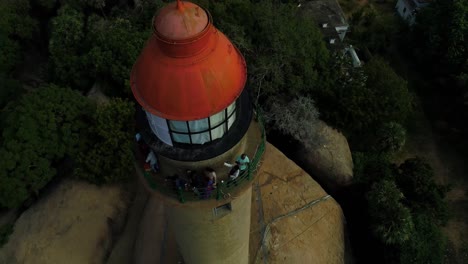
left=249, top=1, right=329, bottom=99
left=0, top=0, right=38, bottom=40
left=32, top=0, right=58, bottom=11
left=352, top=152, right=393, bottom=185
left=0, top=85, right=93, bottom=208
left=76, top=98, right=135, bottom=184
left=0, top=35, right=20, bottom=76
left=49, top=5, right=91, bottom=91
left=354, top=152, right=449, bottom=261
left=0, top=224, right=13, bottom=247
left=400, top=214, right=445, bottom=264
left=396, top=158, right=450, bottom=224
left=362, top=58, right=412, bottom=126
left=367, top=179, right=414, bottom=245
left=0, top=75, right=22, bottom=110
left=61, top=0, right=107, bottom=10
left=130, top=0, right=166, bottom=31
left=86, top=16, right=148, bottom=95
left=376, top=122, right=406, bottom=154
left=315, top=54, right=367, bottom=134
left=349, top=4, right=397, bottom=54
left=200, top=0, right=329, bottom=101
left=415, top=0, right=468, bottom=74
left=318, top=56, right=412, bottom=138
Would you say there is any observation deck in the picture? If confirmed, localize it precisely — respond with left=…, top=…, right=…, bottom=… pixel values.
left=134, top=111, right=265, bottom=203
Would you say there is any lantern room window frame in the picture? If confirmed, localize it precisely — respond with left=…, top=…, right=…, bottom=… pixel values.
left=166, top=101, right=237, bottom=145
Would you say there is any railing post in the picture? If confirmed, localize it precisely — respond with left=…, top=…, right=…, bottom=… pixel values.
left=177, top=188, right=185, bottom=203
left=216, top=183, right=221, bottom=200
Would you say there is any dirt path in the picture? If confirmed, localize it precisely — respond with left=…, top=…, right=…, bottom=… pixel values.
left=399, top=105, right=468, bottom=263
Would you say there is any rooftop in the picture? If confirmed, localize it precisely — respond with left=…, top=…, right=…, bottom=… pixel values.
left=130, top=1, right=247, bottom=121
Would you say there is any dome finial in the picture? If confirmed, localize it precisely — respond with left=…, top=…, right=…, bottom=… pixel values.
left=176, top=0, right=184, bottom=11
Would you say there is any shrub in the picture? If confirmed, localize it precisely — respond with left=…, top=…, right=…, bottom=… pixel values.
left=367, top=179, right=414, bottom=245
left=376, top=122, right=406, bottom=154
left=0, top=85, right=93, bottom=208
left=396, top=158, right=450, bottom=224
left=76, top=98, right=135, bottom=184
left=400, top=214, right=445, bottom=264
left=264, top=96, right=323, bottom=149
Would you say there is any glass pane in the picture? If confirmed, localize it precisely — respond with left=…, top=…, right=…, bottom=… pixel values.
left=172, top=133, right=190, bottom=143
left=145, top=111, right=172, bottom=146
left=228, top=114, right=236, bottom=130
left=210, top=110, right=225, bottom=127
left=189, top=118, right=209, bottom=132
left=227, top=101, right=236, bottom=116
left=169, top=120, right=188, bottom=132
left=211, top=124, right=225, bottom=140
left=191, top=132, right=210, bottom=144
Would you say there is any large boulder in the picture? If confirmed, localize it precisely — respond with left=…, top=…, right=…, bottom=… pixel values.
left=295, top=121, right=353, bottom=191
left=250, top=143, right=352, bottom=264
left=0, top=179, right=128, bottom=264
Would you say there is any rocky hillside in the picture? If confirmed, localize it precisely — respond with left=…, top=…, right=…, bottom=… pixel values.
left=0, top=179, right=129, bottom=264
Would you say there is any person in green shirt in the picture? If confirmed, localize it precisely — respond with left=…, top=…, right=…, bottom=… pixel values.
left=236, top=153, right=250, bottom=171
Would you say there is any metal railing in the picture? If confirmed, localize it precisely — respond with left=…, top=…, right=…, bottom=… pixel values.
left=138, top=109, right=266, bottom=203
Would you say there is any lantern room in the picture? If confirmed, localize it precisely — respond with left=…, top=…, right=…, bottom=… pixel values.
left=131, top=0, right=252, bottom=161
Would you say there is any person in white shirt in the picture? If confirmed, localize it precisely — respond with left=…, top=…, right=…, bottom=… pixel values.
left=145, top=150, right=159, bottom=172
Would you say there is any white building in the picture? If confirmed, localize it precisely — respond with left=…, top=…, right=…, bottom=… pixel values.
left=396, top=0, right=430, bottom=25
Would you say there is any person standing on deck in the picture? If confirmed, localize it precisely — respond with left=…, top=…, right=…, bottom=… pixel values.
left=236, top=153, right=250, bottom=171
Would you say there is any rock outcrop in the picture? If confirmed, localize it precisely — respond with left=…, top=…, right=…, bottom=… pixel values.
left=250, top=143, right=350, bottom=264
left=295, top=121, right=353, bottom=191
left=0, top=179, right=128, bottom=264
left=126, top=142, right=350, bottom=264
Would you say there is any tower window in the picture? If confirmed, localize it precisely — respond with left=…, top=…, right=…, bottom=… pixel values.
left=166, top=100, right=237, bottom=145
left=213, top=202, right=232, bottom=219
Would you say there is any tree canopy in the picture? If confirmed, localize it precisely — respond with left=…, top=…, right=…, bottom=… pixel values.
left=316, top=56, right=412, bottom=138
left=76, top=98, right=135, bottom=184
left=367, top=179, right=414, bottom=245
left=0, top=85, right=93, bottom=208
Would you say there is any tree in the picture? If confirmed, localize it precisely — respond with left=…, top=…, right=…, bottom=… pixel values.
left=76, top=98, right=135, bottom=184
left=400, top=214, right=445, bottom=264
left=49, top=5, right=91, bottom=91
left=316, top=56, right=412, bottom=139
left=352, top=152, right=393, bottom=186
left=376, top=122, right=406, bottom=154
left=415, top=0, right=468, bottom=77
left=350, top=5, right=398, bottom=54
left=198, top=0, right=329, bottom=101
left=264, top=97, right=323, bottom=149
left=86, top=16, right=148, bottom=95
left=396, top=158, right=449, bottom=224
left=0, top=0, right=38, bottom=41
left=362, top=58, right=412, bottom=126
left=0, top=85, right=93, bottom=208
left=314, top=54, right=367, bottom=134
left=249, top=1, right=329, bottom=100
left=367, top=179, right=414, bottom=245
left=0, top=0, right=37, bottom=107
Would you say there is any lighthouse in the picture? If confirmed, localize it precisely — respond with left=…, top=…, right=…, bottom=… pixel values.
left=130, top=1, right=264, bottom=263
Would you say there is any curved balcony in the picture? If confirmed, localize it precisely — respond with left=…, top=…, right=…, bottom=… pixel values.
left=134, top=109, right=266, bottom=203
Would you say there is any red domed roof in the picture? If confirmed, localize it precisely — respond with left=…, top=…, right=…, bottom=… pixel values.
left=154, top=1, right=208, bottom=40
left=131, top=1, right=247, bottom=121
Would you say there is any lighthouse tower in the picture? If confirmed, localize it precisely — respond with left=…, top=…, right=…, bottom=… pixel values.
left=130, top=1, right=263, bottom=263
